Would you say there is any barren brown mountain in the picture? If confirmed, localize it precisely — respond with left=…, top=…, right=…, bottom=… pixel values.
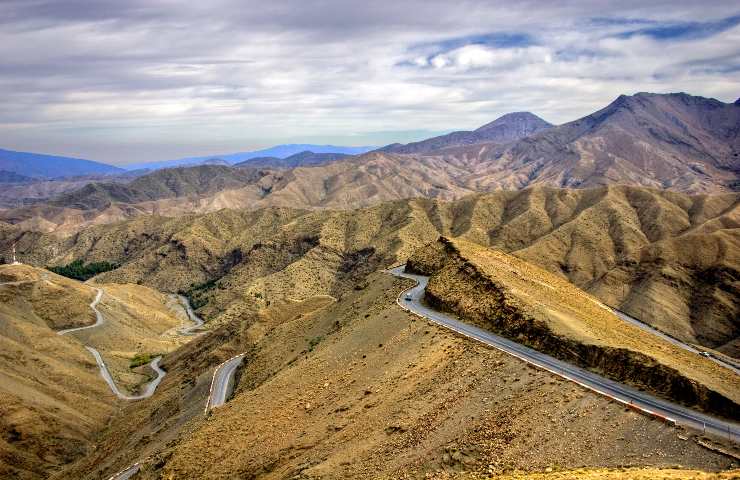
left=0, top=264, right=189, bottom=480
left=1, top=93, right=736, bottom=236
left=51, top=272, right=738, bottom=480
left=0, top=172, right=142, bottom=209
left=4, top=185, right=738, bottom=358
left=430, top=92, right=740, bottom=193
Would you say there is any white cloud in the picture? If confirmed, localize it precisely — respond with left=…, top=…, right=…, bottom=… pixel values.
left=427, top=44, right=553, bottom=71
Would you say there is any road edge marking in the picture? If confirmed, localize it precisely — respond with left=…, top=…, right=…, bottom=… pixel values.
left=204, top=353, right=246, bottom=414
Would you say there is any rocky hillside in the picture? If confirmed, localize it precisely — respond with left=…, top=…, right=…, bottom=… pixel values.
left=435, top=92, right=740, bottom=192
left=407, top=237, right=738, bottom=419
left=0, top=264, right=188, bottom=480
left=3, top=185, right=738, bottom=357
left=52, top=272, right=737, bottom=479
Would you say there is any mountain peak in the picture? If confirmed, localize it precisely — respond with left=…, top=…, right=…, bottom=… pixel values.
left=378, top=111, right=552, bottom=155
left=596, top=92, right=733, bottom=125
left=474, top=111, right=552, bottom=134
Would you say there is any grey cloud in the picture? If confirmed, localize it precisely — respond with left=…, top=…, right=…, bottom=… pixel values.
left=0, top=1, right=738, bottom=164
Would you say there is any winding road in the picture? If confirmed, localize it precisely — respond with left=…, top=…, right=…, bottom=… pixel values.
left=177, top=294, right=205, bottom=335
left=56, top=287, right=166, bottom=401
left=85, top=346, right=166, bottom=400
left=56, top=288, right=104, bottom=335
left=389, top=266, right=739, bottom=443
left=102, top=295, right=205, bottom=480
left=611, top=309, right=740, bottom=375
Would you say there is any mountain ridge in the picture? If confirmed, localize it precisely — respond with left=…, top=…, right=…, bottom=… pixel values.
left=427, top=91, right=740, bottom=192
left=48, top=164, right=275, bottom=210
left=378, top=111, right=552, bottom=154
left=2, top=92, right=738, bottom=235
left=124, top=144, right=375, bottom=171
left=235, top=150, right=351, bottom=168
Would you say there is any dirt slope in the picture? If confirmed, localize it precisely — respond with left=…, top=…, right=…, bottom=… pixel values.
left=0, top=265, right=112, bottom=480
left=55, top=273, right=737, bottom=479
left=0, top=264, right=191, bottom=480
left=6, top=185, right=737, bottom=356
left=407, top=237, right=739, bottom=418
left=448, top=468, right=740, bottom=479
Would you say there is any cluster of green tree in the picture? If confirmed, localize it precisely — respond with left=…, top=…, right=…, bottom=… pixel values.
left=47, top=259, right=118, bottom=281
left=181, top=279, right=218, bottom=309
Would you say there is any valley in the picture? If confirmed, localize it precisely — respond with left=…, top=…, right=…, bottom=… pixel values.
left=0, top=264, right=199, bottom=479
left=3, top=0, right=740, bottom=474
left=5, top=185, right=737, bottom=357
left=1, top=183, right=737, bottom=479
left=49, top=272, right=738, bottom=479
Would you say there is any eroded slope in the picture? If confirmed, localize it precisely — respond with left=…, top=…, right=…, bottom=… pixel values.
left=4, top=186, right=738, bottom=356
left=406, top=237, right=739, bottom=419
left=56, top=273, right=737, bottom=479
left=0, top=264, right=191, bottom=480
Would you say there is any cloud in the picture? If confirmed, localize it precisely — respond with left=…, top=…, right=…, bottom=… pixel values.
left=0, top=1, right=738, bottom=164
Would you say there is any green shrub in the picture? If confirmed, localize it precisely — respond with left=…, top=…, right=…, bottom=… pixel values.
left=129, top=353, right=162, bottom=369
left=307, top=335, right=324, bottom=352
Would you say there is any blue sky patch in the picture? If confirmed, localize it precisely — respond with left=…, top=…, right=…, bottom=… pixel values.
left=614, top=14, right=740, bottom=41
left=411, top=32, right=536, bottom=55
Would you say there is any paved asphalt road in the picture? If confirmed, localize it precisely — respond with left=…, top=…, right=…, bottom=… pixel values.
left=389, top=266, right=739, bottom=443
left=56, top=287, right=104, bottom=335
left=177, top=294, right=205, bottom=335
left=108, top=463, right=140, bottom=480
left=611, top=309, right=740, bottom=375
left=206, top=354, right=246, bottom=411
left=103, top=296, right=206, bottom=479
left=57, top=286, right=166, bottom=400
left=86, top=346, right=165, bottom=400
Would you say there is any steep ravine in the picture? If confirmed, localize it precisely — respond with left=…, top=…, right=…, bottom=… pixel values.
left=406, top=237, right=740, bottom=421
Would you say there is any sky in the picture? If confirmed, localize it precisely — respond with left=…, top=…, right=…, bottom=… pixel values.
left=1, top=1, right=739, bottom=165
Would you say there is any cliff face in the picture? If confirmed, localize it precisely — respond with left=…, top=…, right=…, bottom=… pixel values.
left=406, top=237, right=740, bottom=420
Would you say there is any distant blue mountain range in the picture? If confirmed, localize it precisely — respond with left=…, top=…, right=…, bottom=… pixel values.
left=124, top=144, right=376, bottom=171
left=0, top=148, right=124, bottom=179
left=0, top=144, right=376, bottom=179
